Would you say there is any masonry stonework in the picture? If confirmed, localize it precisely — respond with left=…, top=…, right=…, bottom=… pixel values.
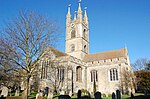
left=35, top=3, right=135, bottom=95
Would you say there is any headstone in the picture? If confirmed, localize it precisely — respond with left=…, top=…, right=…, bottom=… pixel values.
left=0, top=86, right=8, bottom=97
left=36, top=93, right=39, bottom=99
left=60, top=90, right=65, bottom=95
left=131, top=92, right=134, bottom=99
left=77, top=90, right=81, bottom=99
left=36, top=90, right=43, bottom=99
left=144, top=90, right=148, bottom=97
left=58, top=95, right=71, bottom=99
left=112, top=92, right=116, bottom=99
left=8, top=88, right=11, bottom=96
left=47, top=91, right=53, bottom=99
left=69, top=91, right=72, bottom=97
left=94, top=91, right=102, bottom=99
left=45, top=87, right=49, bottom=96
left=0, top=95, right=5, bottom=99
left=88, top=91, right=91, bottom=98
left=116, top=90, right=121, bottom=99
left=15, top=89, right=19, bottom=96
left=39, top=90, right=43, bottom=96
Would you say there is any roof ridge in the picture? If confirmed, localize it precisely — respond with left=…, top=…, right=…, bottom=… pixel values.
left=83, top=48, right=126, bottom=62
left=47, top=46, right=68, bottom=57
left=86, top=48, right=126, bottom=56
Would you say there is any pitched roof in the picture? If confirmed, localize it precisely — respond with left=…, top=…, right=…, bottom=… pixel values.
left=49, top=47, right=67, bottom=57
left=47, top=47, right=67, bottom=57
left=83, top=48, right=127, bottom=62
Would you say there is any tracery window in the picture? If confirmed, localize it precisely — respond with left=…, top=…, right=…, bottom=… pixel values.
left=91, top=70, right=98, bottom=82
left=110, top=68, right=118, bottom=81
left=76, top=66, right=82, bottom=82
left=41, top=60, right=49, bottom=79
left=57, top=68, right=65, bottom=81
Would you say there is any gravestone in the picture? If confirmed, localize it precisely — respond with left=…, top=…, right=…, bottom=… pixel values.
left=94, top=91, right=102, bottom=99
left=88, top=91, right=91, bottom=98
left=15, top=89, right=19, bottom=96
left=36, top=93, right=39, bottom=99
left=39, top=90, right=43, bottom=96
left=69, top=91, right=72, bottom=96
left=47, top=91, right=53, bottom=99
left=45, top=87, right=49, bottom=96
left=58, top=95, right=71, bottom=99
left=144, top=90, right=148, bottom=97
left=77, top=90, right=81, bottom=99
left=8, top=88, right=11, bottom=96
left=36, top=90, right=43, bottom=99
left=60, top=90, right=65, bottom=95
left=0, top=85, right=8, bottom=97
left=130, top=92, right=134, bottom=99
left=116, top=90, right=121, bottom=99
left=112, top=92, right=116, bottom=99
left=0, top=95, right=6, bottom=99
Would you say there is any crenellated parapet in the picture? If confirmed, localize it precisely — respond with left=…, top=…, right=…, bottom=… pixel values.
left=87, top=57, right=129, bottom=67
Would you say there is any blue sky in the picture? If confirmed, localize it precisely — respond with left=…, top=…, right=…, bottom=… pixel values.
left=0, top=0, right=150, bottom=63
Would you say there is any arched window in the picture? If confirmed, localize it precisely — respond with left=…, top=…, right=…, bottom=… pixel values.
left=76, top=66, right=82, bottom=82
left=110, top=68, right=118, bottom=81
left=71, top=29, right=76, bottom=38
left=84, top=45, right=86, bottom=52
left=57, top=68, right=65, bottom=81
left=83, top=29, right=86, bottom=38
left=41, top=61, right=48, bottom=79
left=70, top=44, right=75, bottom=52
left=91, top=70, right=98, bottom=82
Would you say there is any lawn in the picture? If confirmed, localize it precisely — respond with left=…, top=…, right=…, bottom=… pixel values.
left=6, top=93, right=146, bottom=99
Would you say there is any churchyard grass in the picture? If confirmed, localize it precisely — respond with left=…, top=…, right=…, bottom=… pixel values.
left=5, top=93, right=145, bottom=99
left=53, top=94, right=131, bottom=99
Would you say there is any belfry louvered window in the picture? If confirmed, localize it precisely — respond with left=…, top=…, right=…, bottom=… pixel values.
left=71, top=29, right=76, bottom=38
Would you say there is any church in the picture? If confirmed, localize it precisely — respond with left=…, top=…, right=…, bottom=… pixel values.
left=36, top=3, right=135, bottom=95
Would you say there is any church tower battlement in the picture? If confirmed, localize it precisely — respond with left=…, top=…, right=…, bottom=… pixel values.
left=65, top=2, right=89, bottom=60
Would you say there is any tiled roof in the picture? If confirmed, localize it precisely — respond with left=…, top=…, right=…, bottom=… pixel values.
left=47, top=47, right=67, bottom=57
left=83, top=48, right=127, bottom=62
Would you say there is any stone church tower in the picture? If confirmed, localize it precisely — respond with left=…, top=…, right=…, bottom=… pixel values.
left=34, top=2, right=135, bottom=96
left=65, top=3, right=89, bottom=60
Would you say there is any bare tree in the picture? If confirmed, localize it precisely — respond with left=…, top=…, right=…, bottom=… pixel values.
left=120, top=67, right=135, bottom=94
left=0, top=10, right=59, bottom=99
left=0, top=38, right=21, bottom=86
left=131, top=58, right=149, bottom=71
left=145, top=61, right=150, bottom=71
